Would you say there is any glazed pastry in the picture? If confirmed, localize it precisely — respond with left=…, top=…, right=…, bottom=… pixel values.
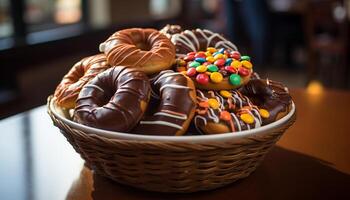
left=194, top=89, right=265, bottom=134
left=74, top=66, right=151, bottom=132
left=132, top=70, right=196, bottom=136
left=175, top=47, right=253, bottom=90
left=240, top=79, right=292, bottom=125
left=54, top=54, right=110, bottom=109
left=160, top=25, right=238, bottom=57
left=99, top=28, right=175, bottom=74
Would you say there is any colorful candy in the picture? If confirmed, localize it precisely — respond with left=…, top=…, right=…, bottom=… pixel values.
left=208, top=98, right=219, bottom=109
left=240, top=113, right=254, bottom=124
left=220, top=111, right=232, bottom=121
left=229, top=74, right=241, bottom=85
left=259, top=109, right=270, bottom=118
left=219, top=90, right=232, bottom=98
left=196, top=73, right=209, bottom=85
left=210, top=72, right=223, bottom=83
left=178, top=47, right=254, bottom=87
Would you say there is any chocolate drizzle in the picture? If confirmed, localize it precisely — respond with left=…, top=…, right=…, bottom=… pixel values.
left=160, top=25, right=238, bottom=57
left=99, top=28, right=175, bottom=74
left=240, top=79, right=292, bottom=124
left=74, top=66, right=151, bottom=132
left=54, top=54, right=109, bottom=109
left=132, top=70, right=196, bottom=136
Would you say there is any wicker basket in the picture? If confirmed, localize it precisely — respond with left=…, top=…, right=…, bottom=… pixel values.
left=47, top=96, right=296, bottom=193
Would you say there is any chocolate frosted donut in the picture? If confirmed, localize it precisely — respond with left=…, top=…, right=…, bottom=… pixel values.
left=240, top=79, right=292, bottom=124
left=160, top=25, right=238, bottom=57
left=74, top=66, right=151, bottom=132
left=54, top=54, right=110, bottom=109
left=99, top=28, right=175, bottom=74
left=194, top=90, right=264, bottom=134
left=132, top=70, right=196, bottom=136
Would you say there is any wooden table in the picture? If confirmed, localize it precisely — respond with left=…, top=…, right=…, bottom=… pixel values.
left=1, top=89, right=350, bottom=200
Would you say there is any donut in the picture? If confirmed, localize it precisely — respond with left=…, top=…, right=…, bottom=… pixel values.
left=99, top=28, right=176, bottom=74
left=160, top=25, right=238, bottom=57
left=132, top=70, right=196, bottom=136
left=54, top=54, right=110, bottom=109
left=194, top=89, right=263, bottom=134
left=74, top=66, right=151, bottom=132
left=175, top=47, right=253, bottom=90
left=239, top=79, right=292, bottom=124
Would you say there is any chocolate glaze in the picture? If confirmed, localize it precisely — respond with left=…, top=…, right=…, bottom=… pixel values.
left=99, top=28, right=175, bottom=74
left=54, top=54, right=109, bottom=108
left=74, top=66, right=150, bottom=132
left=240, top=79, right=292, bottom=124
left=160, top=25, right=238, bottom=57
left=132, top=70, right=196, bottom=136
left=194, top=90, right=262, bottom=134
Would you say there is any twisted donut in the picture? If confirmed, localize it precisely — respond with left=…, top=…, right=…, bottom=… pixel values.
left=54, top=54, right=110, bottom=109
left=74, top=66, right=151, bottom=132
left=99, top=28, right=175, bottom=74
left=132, top=70, right=196, bottom=136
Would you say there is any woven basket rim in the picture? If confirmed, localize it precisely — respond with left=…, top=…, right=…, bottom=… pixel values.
left=48, top=95, right=296, bottom=142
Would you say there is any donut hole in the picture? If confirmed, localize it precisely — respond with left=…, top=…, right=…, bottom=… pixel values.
left=135, top=42, right=151, bottom=51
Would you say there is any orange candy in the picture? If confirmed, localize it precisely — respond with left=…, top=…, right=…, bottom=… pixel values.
left=199, top=101, right=209, bottom=108
left=220, top=111, right=231, bottom=121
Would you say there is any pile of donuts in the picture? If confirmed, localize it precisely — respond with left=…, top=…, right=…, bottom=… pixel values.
left=53, top=25, right=292, bottom=136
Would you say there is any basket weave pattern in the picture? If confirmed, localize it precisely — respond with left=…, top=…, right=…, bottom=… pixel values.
left=47, top=97, right=296, bottom=193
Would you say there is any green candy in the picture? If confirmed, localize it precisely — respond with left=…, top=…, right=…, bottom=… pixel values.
left=189, top=61, right=200, bottom=68
left=241, top=55, right=250, bottom=61
left=229, top=74, right=241, bottom=86
left=207, top=64, right=218, bottom=72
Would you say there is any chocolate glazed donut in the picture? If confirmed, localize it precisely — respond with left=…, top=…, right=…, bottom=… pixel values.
left=74, top=66, right=151, bottom=132
left=132, top=70, right=196, bottom=136
left=240, top=79, right=292, bottom=125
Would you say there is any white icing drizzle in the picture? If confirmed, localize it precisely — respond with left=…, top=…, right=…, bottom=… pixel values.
left=231, top=113, right=241, bottom=131
left=84, top=84, right=105, bottom=93
left=140, top=120, right=183, bottom=130
left=194, top=115, right=207, bottom=135
left=159, top=84, right=190, bottom=93
left=154, top=111, right=187, bottom=120
left=208, top=108, right=219, bottom=123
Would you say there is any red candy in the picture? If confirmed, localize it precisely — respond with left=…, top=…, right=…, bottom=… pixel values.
left=214, top=58, right=226, bottom=66
left=224, top=66, right=237, bottom=74
left=186, top=67, right=197, bottom=76
left=231, top=51, right=241, bottom=60
left=195, top=52, right=206, bottom=58
left=187, top=52, right=196, bottom=56
left=184, top=55, right=195, bottom=61
left=196, top=73, right=209, bottom=85
left=202, top=62, right=211, bottom=66
left=238, top=67, right=250, bottom=76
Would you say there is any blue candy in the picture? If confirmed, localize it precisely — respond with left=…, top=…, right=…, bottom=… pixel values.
left=194, top=57, right=206, bottom=63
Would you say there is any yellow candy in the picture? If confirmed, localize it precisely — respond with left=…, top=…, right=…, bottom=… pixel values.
left=259, top=109, right=270, bottom=118
left=240, top=113, right=254, bottom=124
left=208, top=98, right=220, bottom=109
left=220, top=90, right=232, bottom=98
left=196, top=65, right=207, bottom=73
left=207, top=47, right=217, bottom=53
left=231, top=60, right=242, bottom=69
left=214, top=54, right=223, bottom=60
left=210, top=72, right=223, bottom=83
left=241, top=60, right=253, bottom=69
left=223, top=54, right=228, bottom=59
left=205, top=51, right=212, bottom=57
left=206, top=56, right=215, bottom=63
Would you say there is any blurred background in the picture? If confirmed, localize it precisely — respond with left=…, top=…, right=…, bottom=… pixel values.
left=0, top=0, right=349, bottom=118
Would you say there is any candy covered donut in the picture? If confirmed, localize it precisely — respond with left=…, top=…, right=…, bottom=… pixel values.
left=194, top=89, right=264, bottom=134
left=176, top=47, right=253, bottom=90
left=74, top=66, right=151, bottom=132
left=54, top=54, right=110, bottom=109
left=99, top=28, right=175, bottom=74
left=132, top=70, right=196, bottom=136
left=160, top=25, right=238, bottom=57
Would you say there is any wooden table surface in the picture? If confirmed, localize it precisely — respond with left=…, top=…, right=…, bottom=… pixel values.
left=1, top=89, right=350, bottom=200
